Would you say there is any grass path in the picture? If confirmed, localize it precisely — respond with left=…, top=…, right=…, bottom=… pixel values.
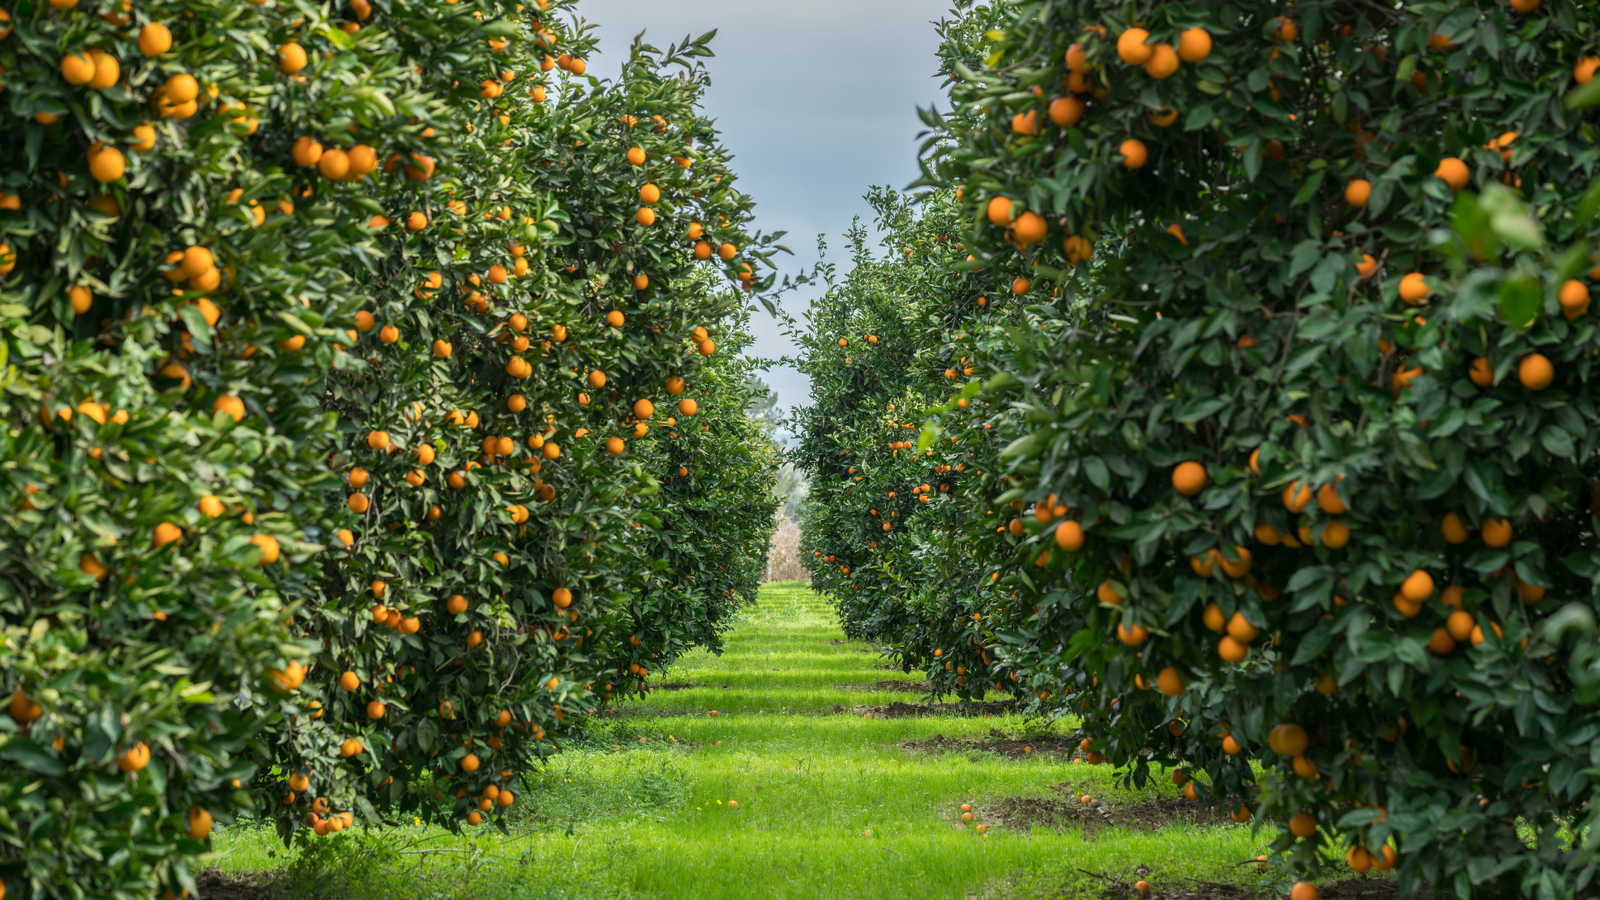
left=216, top=583, right=1270, bottom=900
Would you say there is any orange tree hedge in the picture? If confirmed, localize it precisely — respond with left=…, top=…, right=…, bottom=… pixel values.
left=915, top=0, right=1600, bottom=894
left=1, top=0, right=779, bottom=895
left=0, top=0, right=443, bottom=891
left=789, top=188, right=1036, bottom=702
left=262, top=23, right=781, bottom=838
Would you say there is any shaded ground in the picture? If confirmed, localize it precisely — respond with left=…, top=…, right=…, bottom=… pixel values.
left=902, top=729, right=1078, bottom=759
left=196, top=868, right=274, bottom=900
left=844, top=680, right=928, bottom=693
left=834, top=699, right=1020, bottom=718
left=986, top=780, right=1236, bottom=836
left=1094, top=873, right=1434, bottom=900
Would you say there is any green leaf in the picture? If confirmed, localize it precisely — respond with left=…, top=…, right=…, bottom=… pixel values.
left=1497, top=277, right=1542, bottom=330
left=1564, top=78, right=1600, bottom=110
left=2, top=738, right=66, bottom=776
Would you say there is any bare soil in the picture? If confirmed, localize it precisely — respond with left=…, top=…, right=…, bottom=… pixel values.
left=833, top=700, right=1020, bottom=718
left=902, top=728, right=1078, bottom=759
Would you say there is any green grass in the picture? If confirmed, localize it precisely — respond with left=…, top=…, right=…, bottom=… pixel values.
left=215, top=583, right=1273, bottom=900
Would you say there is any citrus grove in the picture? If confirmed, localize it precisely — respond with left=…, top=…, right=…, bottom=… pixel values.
left=794, top=0, right=1600, bottom=896
left=0, top=0, right=778, bottom=894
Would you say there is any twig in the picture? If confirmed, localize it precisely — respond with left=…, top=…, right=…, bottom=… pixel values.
left=879, top=845, right=904, bottom=860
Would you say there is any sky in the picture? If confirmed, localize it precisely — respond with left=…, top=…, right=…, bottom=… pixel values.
left=578, top=0, right=954, bottom=439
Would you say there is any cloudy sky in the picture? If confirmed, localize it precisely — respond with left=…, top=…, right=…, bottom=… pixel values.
left=580, top=0, right=954, bottom=437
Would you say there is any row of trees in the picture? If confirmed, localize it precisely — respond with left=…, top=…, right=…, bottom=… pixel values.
left=0, top=0, right=778, bottom=894
left=796, top=0, right=1600, bottom=896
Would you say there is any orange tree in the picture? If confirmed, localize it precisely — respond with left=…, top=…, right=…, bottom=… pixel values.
left=0, top=0, right=450, bottom=891
left=918, top=0, right=1600, bottom=894
left=263, top=19, right=785, bottom=838
left=788, top=187, right=1038, bottom=701
left=611, top=300, right=779, bottom=673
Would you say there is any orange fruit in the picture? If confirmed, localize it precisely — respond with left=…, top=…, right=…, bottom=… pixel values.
left=1202, top=602, right=1225, bottom=631
left=1282, top=481, right=1311, bottom=512
left=1320, top=518, right=1350, bottom=549
left=1559, top=279, right=1590, bottom=319
left=1344, top=178, right=1371, bottom=207
left=278, top=42, right=307, bottom=73
left=1011, top=211, right=1046, bottom=245
left=1218, top=635, right=1248, bottom=662
left=1289, top=813, right=1316, bottom=838
left=1577, top=57, right=1600, bottom=84
left=1290, top=882, right=1319, bottom=900
left=1434, top=157, right=1469, bottom=191
left=1519, top=353, right=1553, bottom=390
left=1226, top=612, right=1259, bottom=642
left=986, top=196, right=1013, bottom=227
left=1096, top=580, right=1122, bottom=605
left=1119, top=139, right=1148, bottom=168
left=1054, top=520, right=1084, bottom=551
left=1177, top=28, right=1211, bottom=62
left=138, top=22, right=172, bottom=55
left=187, top=807, right=214, bottom=840
left=1469, top=356, right=1494, bottom=386
left=1400, top=569, right=1434, bottom=602
left=1218, top=546, right=1251, bottom=578
left=1428, top=628, right=1457, bottom=655
left=1116, top=622, right=1147, bottom=645
left=1399, top=272, right=1429, bottom=304
left=1171, top=461, right=1207, bottom=495
left=1157, top=667, right=1185, bottom=696
left=1143, top=43, right=1178, bottom=78
left=1347, top=845, right=1373, bottom=873
left=1116, top=28, right=1153, bottom=65
left=250, top=534, right=280, bottom=565
left=1048, top=96, right=1084, bottom=127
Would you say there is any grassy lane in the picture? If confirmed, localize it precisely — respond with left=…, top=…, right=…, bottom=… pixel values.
left=216, top=584, right=1270, bottom=900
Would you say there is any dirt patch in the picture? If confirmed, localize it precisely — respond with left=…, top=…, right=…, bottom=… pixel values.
left=846, top=680, right=928, bottom=693
left=902, top=729, right=1077, bottom=759
left=986, top=780, right=1236, bottom=835
left=195, top=868, right=277, bottom=900
left=1095, top=875, right=1433, bottom=900
left=840, top=700, right=1019, bottom=718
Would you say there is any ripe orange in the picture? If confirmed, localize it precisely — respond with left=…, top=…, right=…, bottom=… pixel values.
left=1559, top=279, right=1590, bottom=319
left=986, top=196, right=1013, bottom=227
left=1116, top=28, right=1152, bottom=65
left=339, top=671, right=360, bottom=691
left=187, top=807, right=214, bottom=840
left=1345, top=178, right=1371, bottom=207
left=1096, top=580, right=1122, bottom=605
left=1143, top=43, right=1178, bottom=78
left=1290, top=882, right=1319, bottom=900
left=1119, top=139, right=1148, bottom=168
left=1218, top=635, right=1248, bottom=662
left=1177, top=28, right=1211, bottom=62
left=1171, top=460, right=1206, bottom=495
left=1048, top=96, right=1084, bottom=127
left=1434, top=157, right=1469, bottom=191
left=1282, top=481, right=1311, bottom=512
left=1157, top=667, right=1185, bottom=696
left=1116, top=622, right=1147, bottom=645
left=1054, top=520, right=1083, bottom=550
left=1577, top=57, right=1600, bottom=84
left=1519, top=353, right=1553, bottom=390
left=1400, top=569, right=1434, bottom=602
left=1011, top=211, right=1046, bottom=245
left=1468, top=356, right=1493, bottom=386
left=1399, top=272, right=1429, bottom=304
